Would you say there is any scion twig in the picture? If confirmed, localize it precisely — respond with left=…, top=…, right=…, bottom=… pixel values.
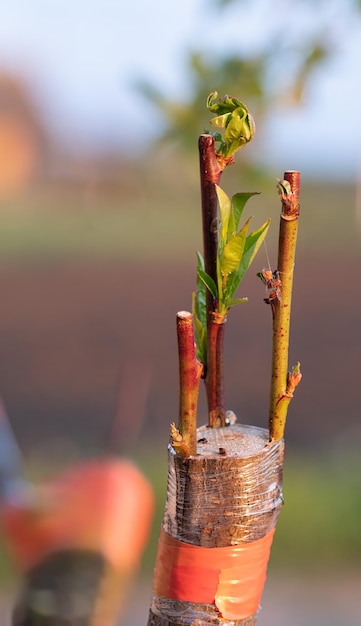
left=206, top=311, right=227, bottom=428
left=198, top=134, right=222, bottom=326
left=269, top=171, right=302, bottom=441
left=196, top=96, right=258, bottom=430
left=198, top=135, right=227, bottom=427
left=174, top=311, right=203, bottom=456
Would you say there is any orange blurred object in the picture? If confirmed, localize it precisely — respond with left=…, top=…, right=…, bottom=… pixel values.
left=0, top=115, right=38, bottom=195
left=2, top=459, right=154, bottom=573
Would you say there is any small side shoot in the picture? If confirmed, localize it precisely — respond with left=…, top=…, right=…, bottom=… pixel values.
left=260, top=171, right=302, bottom=441
left=172, top=311, right=203, bottom=457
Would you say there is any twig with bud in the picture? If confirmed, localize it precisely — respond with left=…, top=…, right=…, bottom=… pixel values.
left=265, top=171, right=302, bottom=441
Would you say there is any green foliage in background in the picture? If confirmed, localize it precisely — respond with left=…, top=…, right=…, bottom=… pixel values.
left=272, top=450, right=361, bottom=569
left=0, top=178, right=358, bottom=261
left=137, top=0, right=361, bottom=154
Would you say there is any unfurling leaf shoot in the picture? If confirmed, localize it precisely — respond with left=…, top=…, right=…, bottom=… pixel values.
left=206, top=91, right=255, bottom=163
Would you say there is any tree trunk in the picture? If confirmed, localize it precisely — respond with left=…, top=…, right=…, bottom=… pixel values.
left=148, top=423, right=284, bottom=625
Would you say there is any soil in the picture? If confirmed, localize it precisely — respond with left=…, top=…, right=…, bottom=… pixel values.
left=0, top=252, right=359, bottom=456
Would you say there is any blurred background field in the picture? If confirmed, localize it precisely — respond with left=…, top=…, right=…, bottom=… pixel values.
left=0, top=1, right=361, bottom=624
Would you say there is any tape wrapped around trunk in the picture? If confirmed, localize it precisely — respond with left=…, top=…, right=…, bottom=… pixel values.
left=148, top=423, right=284, bottom=625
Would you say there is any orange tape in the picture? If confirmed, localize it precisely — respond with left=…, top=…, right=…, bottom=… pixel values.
left=153, top=528, right=275, bottom=620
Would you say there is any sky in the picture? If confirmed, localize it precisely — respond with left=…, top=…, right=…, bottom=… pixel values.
left=1, top=0, right=361, bottom=179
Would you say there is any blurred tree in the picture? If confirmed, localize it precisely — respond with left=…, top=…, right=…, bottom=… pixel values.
left=137, top=0, right=361, bottom=153
left=0, top=73, right=51, bottom=195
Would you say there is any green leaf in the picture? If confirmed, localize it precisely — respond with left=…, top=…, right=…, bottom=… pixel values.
left=210, top=112, right=233, bottom=130
left=192, top=291, right=207, bottom=365
left=215, top=185, right=231, bottom=252
left=222, top=108, right=254, bottom=155
left=277, top=178, right=292, bottom=197
left=192, top=253, right=208, bottom=365
left=227, top=219, right=270, bottom=296
left=229, top=192, right=260, bottom=237
left=242, top=219, right=270, bottom=275
left=195, top=252, right=207, bottom=326
left=198, top=269, right=218, bottom=300
left=207, top=92, right=249, bottom=116
left=228, top=297, right=248, bottom=306
left=220, top=217, right=250, bottom=277
left=212, top=131, right=223, bottom=143
left=196, top=250, right=205, bottom=272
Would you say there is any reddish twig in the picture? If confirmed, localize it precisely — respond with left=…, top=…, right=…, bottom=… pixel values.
left=198, top=134, right=222, bottom=327
left=198, top=134, right=229, bottom=427
left=206, top=311, right=227, bottom=427
left=175, top=311, right=203, bottom=456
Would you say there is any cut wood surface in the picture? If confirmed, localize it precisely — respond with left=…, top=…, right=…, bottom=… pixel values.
left=164, top=424, right=283, bottom=546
